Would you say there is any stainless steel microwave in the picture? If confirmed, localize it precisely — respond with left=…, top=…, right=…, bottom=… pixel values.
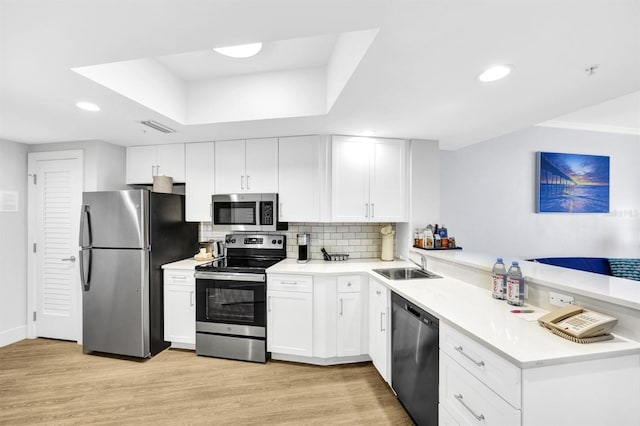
left=211, top=193, right=282, bottom=231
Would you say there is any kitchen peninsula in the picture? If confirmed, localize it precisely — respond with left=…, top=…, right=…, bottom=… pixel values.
left=266, top=252, right=640, bottom=426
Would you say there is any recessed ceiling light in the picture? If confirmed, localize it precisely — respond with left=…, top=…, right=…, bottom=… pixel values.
left=358, top=130, right=376, bottom=137
left=76, top=101, right=100, bottom=112
left=478, top=65, right=512, bottom=82
left=213, top=42, right=263, bottom=58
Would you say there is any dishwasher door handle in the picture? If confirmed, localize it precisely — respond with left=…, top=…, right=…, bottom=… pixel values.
left=405, top=304, right=421, bottom=318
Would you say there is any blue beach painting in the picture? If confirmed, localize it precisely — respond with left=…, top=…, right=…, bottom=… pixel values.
left=536, top=152, right=610, bottom=213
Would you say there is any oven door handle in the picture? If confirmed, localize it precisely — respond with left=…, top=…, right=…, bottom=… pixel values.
left=194, top=271, right=266, bottom=282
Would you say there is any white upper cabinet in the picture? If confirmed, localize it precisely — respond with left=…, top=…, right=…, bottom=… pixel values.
left=214, top=138, right=278, bottom=194
left=126, top=143, right=185, bottom=184
left=331, top=136, right=407, bottom=222
left=278, top=135, right=327, bottom=222
left=185, top=142, right=215, bottom=222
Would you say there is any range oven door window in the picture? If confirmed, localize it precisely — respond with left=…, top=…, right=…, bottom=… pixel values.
left=196, top=278, right=266, bottom=327
left=206, top=286, right=255, bottom=323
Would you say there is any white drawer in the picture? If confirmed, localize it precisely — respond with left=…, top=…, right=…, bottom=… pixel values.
left=268, top=274, right=313, bottom=293
left=337, top=275, right=361, bottom=292
left=164, top=270, right=195, bottom=286
left=440, top=352, right=521, bottom=426
left=440, top=322, right=521, bottom=409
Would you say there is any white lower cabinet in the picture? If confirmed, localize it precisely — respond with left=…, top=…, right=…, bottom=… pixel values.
left=440, top=352, right=520, bottom=426
left=368, top=277, right=390, bottom=383
left=336, top=276, right=363, bottom=357
left=313, top=275, right=367, bottom=361
left=440, top=321, right=640, bottom=426
left=267, top=274, right=313, bottom=357
left=163, top=269, right=195, bottom=348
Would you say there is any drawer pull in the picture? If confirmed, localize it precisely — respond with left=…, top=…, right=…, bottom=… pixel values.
left=455, top=345, right=485, bottom=367
left=454, top=394, right=485, bottom=422
left=280, top=280, right=298, bottom=285
left=171, top=275, right=187, bottom=280
left=190, top=291, right=194, bottom=307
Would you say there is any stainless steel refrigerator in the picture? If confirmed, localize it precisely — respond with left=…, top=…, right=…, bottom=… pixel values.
left=79, top=190, right=198, bottom=358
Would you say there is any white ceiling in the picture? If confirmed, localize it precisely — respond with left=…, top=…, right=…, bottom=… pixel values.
left=1, top=0, right=639, bottom=150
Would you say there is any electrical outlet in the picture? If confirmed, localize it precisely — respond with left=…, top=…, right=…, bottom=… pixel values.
left=549, top=291, right=574, bottom=307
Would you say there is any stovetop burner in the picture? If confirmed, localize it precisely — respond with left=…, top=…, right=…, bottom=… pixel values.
left=195, top=256, right=284, bottom=274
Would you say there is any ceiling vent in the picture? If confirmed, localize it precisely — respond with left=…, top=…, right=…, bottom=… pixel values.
left=139, top=120, right=176, bottom=133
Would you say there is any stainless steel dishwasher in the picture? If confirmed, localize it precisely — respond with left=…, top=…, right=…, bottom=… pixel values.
left=391, top=292, right=439, bottom=426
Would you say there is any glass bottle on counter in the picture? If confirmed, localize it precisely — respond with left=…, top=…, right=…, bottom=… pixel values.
left=414, top=229, right=423, bottom=248
left=506, top=261, right=525, bottom=306
left=424, top=227, right=434, bottom=248
left=491, top=258, right=507, bottom=300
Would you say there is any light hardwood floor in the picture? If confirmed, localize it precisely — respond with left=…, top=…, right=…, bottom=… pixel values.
left=0, top=339, right=412, bottom=425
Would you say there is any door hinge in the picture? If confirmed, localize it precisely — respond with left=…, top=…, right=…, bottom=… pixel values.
left=33, top=311, right=37, bottom=321
left=29, top=173, right=37, bottom=185
left=33, top=243, right=37, bottom=253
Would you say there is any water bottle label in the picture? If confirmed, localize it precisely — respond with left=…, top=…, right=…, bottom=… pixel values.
left=492, top=274, right=505, bottom=298
left=506, top=277, right=523, bottom=305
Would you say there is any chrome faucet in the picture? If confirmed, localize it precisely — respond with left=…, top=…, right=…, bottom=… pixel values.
left=410, top=253, right=427, bottom=271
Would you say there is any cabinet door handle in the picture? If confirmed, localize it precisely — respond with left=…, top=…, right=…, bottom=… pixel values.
left=240, top=175, right=244, bottom=190
left=376, top=290, right=381, bottom=296
left=268, top=295, right=272, bottom=312
left=454, top=394, right=485, bottom=421
left=371, top=203, right=375, bottom=218
left=365, top=203, right=369, bottom=218
left=190, top=291, right=194, bottom=307
left=246, top=175, right=250, bottom=190
left=455, top=345, right=485, bottom=367
left=156, top=165, right=160, bottom=176
left=339, top=298, right=344, bottom=316
left=380, top=312, right=385, bottom=332
left=151, top=165, right=156, bottom=177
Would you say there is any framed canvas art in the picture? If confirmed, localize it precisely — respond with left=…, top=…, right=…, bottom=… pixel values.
left=536, top=152, right=610, bottom=213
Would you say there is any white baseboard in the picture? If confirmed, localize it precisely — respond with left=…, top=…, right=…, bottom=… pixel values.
left=271, top=352, right=371, bottom=366
left=0, top=325, right=28, bottom=348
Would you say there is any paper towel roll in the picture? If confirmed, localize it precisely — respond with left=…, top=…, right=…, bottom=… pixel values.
left=153, top=175, right=173, bottom=193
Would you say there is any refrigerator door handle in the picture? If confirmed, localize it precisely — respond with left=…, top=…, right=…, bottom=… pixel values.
left=79, top=249, right=92, bottom=291
left=79, top=205, right=92, bottom=248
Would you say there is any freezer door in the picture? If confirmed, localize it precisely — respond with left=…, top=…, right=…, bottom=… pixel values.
left=81, top=190, right=149, bottom=249
left=82, top=248, right=150, bottom=358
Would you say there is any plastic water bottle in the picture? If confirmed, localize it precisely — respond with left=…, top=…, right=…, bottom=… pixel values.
left=491, top=258, right=507, bottom=300
left=506, top=261, right=525, bottom=306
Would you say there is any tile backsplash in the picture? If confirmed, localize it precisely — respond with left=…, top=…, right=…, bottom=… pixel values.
left=199, top=222, right=395, bottom=260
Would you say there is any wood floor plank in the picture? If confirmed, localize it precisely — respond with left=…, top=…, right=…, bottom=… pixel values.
left=0, top=339, right=412, bottom=425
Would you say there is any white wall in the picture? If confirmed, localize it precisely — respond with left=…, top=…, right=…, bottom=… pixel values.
left=441, top=126, right=640, bottom=259
left=397, top=139, right=440, bottom=259
left=0, top=140, right=28, bottom=346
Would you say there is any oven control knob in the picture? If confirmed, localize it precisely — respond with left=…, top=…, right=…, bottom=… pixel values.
left=277, top=239, right=283, bottom=245
left=272, top=239, right=276, bottom=244
left=231, top=238, right=236, bottom=244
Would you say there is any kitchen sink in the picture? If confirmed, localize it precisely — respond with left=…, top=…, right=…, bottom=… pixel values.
left=373, top=267, right=442, bottom=280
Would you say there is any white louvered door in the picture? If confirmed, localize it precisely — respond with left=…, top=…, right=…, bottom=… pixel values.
left=30, top=153, right=83, bottom=341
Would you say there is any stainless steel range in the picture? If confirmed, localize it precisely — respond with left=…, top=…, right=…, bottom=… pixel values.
left=194, top=233, right=286, bottom=363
